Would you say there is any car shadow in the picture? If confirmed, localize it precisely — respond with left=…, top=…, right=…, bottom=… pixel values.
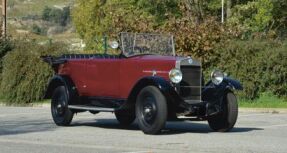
left=71, top=119, right=263, bottom=135
left=0, top=119, right=57, bottom=136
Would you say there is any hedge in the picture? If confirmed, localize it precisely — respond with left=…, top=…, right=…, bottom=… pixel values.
left=0, top=40, right=68, bottom=104
left=214, top=39, right=287, bottom=99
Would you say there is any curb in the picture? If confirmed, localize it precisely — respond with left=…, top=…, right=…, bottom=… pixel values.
left=31, top=103, right=50, bottom=108
left=239, top=108, right=287, bottom=114
left=0, top=102, right=50, bottom=108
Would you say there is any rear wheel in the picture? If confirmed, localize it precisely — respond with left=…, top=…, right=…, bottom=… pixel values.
left=136, top=86, right=167, bottom=134
left=208, top=92, right=238, bottom=132
left=51, top=86, right=74, bottom=126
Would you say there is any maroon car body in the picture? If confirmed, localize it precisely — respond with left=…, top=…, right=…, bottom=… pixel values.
left=43, top=33, right=243, bottom=134
left=58, top=55, right=180, bottom=98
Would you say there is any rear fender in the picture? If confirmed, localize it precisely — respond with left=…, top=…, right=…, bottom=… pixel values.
left=44, top=75, right=78, bottom=104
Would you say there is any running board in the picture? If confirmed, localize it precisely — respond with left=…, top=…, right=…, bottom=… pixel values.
left=68, top=105, right=115, bottom=112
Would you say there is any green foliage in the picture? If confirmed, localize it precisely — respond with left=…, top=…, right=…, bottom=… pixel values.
left=0, top=40, right=69, bottom=104
left=260, top=43, right=287, bottom=97
left=42, top=6, right=71, bottom=26
left=228, top=0, right=273, bottom=33
left=0, top=38, right=13, bottom=74
left=215, top=39, right=287, bottom=99
left=0, top=38, right=13, bottom=60
left=134, top=0, right=181, bottom=23
left=239, top=92, right=287, bottom=108
left=161, top=17, right=229, bottom=69
left=271, top=0, right=287, bottom=37
left=31, top=24, right=46, bottom=35
left=72, top=0, right=157, bottom=50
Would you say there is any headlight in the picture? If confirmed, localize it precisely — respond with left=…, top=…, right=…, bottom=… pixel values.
left=211, top=70, right=224, bottom=85
left=169, top=68, right=182, bottom=83
left=109, top=41, right=119, bottom=49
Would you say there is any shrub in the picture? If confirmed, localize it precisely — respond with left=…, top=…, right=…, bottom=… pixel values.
left=0, top=40, right=69, bottom=104
left=31, top=24, right=46, bottom=35
left=214, top=39, right=287, bottom=99
left=260, top=43, right=287, bottom=97
left=0, top=37, right=13, bottom=73
left=161, top=17, right=229, bottom=69
left=42, top=6, right=71, bottom=26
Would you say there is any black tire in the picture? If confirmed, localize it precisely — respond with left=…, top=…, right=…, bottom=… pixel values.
left=51, top=86, right=74, bottom=126
left=115, top=111, right=136, bottom=126
left=208, top=92, right=238, bottom=132
left=136, top=86, right=168, bottom=134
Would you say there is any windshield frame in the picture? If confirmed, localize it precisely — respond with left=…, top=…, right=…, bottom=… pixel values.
left=119, top=32, right=176, bottom=57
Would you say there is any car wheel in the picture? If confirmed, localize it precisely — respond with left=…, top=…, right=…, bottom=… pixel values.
left=115, top=111, right=135, bottom=126
left=136, top=86, right=167, bottom=134
left=208, top=92, right=238, bottom=132
left=51, top=86, right=74, bottom=126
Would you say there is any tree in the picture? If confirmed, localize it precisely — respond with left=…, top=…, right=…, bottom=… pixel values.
left=228, top=0, right=273, bottom=33
left=72, top=0, right=157, bottom=50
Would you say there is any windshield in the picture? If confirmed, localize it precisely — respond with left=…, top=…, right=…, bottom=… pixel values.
left=120, top=32, right=175, bottom=57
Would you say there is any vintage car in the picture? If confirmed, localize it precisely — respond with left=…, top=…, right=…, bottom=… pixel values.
left=42, top=33, right=243, bottom=134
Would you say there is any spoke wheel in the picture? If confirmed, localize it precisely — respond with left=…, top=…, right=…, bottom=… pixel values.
left=136, top=86, right=167, bottom=134
left=51, top=86, right=74, bottom=126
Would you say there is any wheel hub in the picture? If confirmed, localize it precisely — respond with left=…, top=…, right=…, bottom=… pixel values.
left=55, top=101, right=65, bottom=115
left=142, top=96, right=157, bottom=124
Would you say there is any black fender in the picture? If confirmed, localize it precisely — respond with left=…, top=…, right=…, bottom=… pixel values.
left=126, top=76, right=182, bottom=112
left=44, top=75, right=79, bottom=105
left=223, top=77, right=243, bottom=90
left=202, top=77, right=242, bottom=105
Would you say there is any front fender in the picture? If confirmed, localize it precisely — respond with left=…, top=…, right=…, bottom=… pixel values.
left=223, top=77, right=243, bottom=90
left=202, top=77, right=242, bottom=103
left=127, top=76, right=182, bottom=108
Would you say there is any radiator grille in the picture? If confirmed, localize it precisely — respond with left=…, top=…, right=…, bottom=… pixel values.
left=179, top=65, right=202, bottom=103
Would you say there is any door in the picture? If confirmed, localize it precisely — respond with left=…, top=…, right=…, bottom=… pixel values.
left=85, top=58, right=121, bottom=98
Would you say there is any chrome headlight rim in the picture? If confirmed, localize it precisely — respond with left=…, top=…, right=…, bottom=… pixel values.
left=169, top=68, right=182, bottom=84
left=211, top=70, right=224, bottom=85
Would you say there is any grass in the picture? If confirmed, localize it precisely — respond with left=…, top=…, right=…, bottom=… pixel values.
left=239, top=92, right=287, bottom=108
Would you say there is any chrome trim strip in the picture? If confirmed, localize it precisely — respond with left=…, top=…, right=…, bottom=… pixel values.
left=142, top=70, right=169, bottom=74
left=68, top=105, right=115, bottom=112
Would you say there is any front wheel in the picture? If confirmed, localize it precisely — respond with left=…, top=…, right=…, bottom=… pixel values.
left=208, top=92, right=238, bottom=132
left=51, top=86, right=74, bottom=126
left=136, top=86, right=168, bottom=134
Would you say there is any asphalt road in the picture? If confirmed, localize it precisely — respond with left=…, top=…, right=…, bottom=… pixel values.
left=0, top=107, right=286, bottom=153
